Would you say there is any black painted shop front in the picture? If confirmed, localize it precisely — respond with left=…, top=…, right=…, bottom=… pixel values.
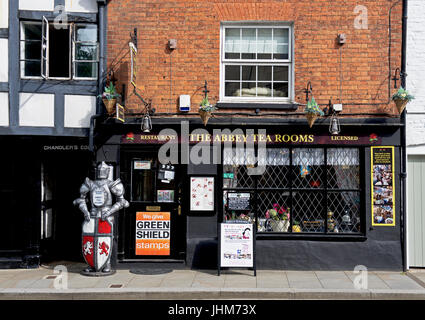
left=94, top=120, right=404, bottom=271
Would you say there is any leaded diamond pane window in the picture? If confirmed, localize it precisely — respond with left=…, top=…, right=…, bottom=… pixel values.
left=223, top=147, right=362, bottom=235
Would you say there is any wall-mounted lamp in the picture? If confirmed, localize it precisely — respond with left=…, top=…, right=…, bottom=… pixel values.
left=328, top=99, right=341, bottom=135
left=141, top=102, right=153, bottom=133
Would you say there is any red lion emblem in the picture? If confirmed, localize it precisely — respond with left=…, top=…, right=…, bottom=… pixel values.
left=99, top=242, right=110, bottom=256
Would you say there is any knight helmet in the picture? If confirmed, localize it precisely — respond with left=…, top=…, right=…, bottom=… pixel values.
left=96, top=161, right=111, bottom=180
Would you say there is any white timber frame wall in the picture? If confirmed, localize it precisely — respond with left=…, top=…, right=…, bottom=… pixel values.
left=0, top=0, right=102, bottom=135
left=406, top=0, right=425, bottom=268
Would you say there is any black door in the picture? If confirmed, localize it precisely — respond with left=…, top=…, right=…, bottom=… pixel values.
left=119, top=149, right=186, bottom=261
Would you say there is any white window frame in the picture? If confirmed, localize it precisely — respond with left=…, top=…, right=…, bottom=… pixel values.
left=72, top=23, right=100, bottom=81
left=20, top=19, right=98, bottom=81
left=220, top=23, right=294, bottom=104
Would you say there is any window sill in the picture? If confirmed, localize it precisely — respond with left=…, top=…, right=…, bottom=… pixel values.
left=216, top=102, right=298, bottom=110
left=256, top=233, right=367, bottom=242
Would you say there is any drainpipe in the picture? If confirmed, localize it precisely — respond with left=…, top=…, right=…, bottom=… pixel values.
left=400, top=0, right=408, bottom=272
left=89, top=1, right=107, bottom=158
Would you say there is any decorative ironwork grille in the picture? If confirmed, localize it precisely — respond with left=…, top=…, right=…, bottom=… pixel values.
left=223, top=147, right=362, bottom=235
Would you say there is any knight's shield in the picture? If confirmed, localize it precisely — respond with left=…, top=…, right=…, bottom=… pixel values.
left=82, top=218, right=113, bottom=271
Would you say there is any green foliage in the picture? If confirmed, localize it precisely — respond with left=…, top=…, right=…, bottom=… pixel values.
left=392, top=87, right=414, bottom=102
left=99, top=83, right=121, bottom=100
left=199, top=95, right=218, bottom=112
left=304, top=97, right=324, bottom=116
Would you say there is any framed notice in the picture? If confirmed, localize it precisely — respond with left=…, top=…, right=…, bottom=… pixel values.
left=218, top=223, right=256, bottom=276
left=135, top=212, right=170, bottom=255
left=227, top=193, right=251, bottom=211
left=190, top=177, right=214, bottom=211
left=371, top=147, right=395, bottom=226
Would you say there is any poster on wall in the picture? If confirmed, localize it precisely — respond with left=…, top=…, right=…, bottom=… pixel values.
left=135, top=212, right=170, bottom=255
left=371, top=147, right=395, bottom=226
left=190, top=177, right=214, bottom=211
left=220, top=223, right=254, bottom=268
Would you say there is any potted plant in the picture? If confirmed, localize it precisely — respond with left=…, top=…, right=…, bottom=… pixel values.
left=265, top=204, right=290, bottom=232
left=292, top=221, right=301, bottom=233
left=99, top=83, right=121, bottom=114
left=392, top=87, right=414, bottom=114
left=199, top=95, right=217, bottom=126
left=304, top=97, right=324, bottom=128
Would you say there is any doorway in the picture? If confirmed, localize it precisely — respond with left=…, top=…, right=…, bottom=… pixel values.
left=119, top=149, right=186, bottom=261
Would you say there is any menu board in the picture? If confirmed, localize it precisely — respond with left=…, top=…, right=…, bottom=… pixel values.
left=371, top=147, right=395, bottom=226
left=190, top=177, right=214, bottom=211
left=220, top=223, right=254, bottom=267
left=227, top=193, right=251, bottom=211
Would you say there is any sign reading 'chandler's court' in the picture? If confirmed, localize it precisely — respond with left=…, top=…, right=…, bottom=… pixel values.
left=122, top=132, right=382, bottom=145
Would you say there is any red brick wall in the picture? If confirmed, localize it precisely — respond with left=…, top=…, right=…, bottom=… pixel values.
left=106, top=0, right=403, bottom=117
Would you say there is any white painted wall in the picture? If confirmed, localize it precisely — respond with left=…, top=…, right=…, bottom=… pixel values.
left=65, top=0, right=98, bottom=13
left=0, top=92, right=8, bottom=127
left=407, top=0, right=425, bottom=154
left=0, top=39, right=7, bottom=82
left=64, top=95, right=96, bottom=128
left=19, top=93, right=54, bottom=127
left=19, top=0, right=54, bottom=11
left=0, top=0, right=8, bottom=29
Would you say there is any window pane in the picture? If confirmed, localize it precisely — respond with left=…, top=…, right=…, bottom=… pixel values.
left=327, top=192, right=361, bottom=233
left=241, top=82, right=256, bottom=96
left=274, top=28, right=289, bottom=44
left=274, top=44, right=289, bottom=60
left=75, top=44, right=98, bottom=61
left=22, top=61, right=41, bottom=77
left=225, top=28, right=240, bottom=59
left=23, top=24, right=42, bottom=40
left=257, top=191, right=290, bottom=233
left=225, top=65, right=240, bottom=81
left=292, top=148, right=324, bottom=189
left=242, top=65, right=256, bottom=81
left=273, top=66, right=288, bottom=81
left=75, top=62, right=97, bottom=78
left=225, top=82, right=240, bottom=97
left=258, top=148, right=290, bottom=189
left=76, top=25, right=97, bottom=42
left=327, top=148, right=360, bottom=189
left=257, top=28, right=272, bottom=59
left=258, top=66, right=272, bottom=81
left=241, top=28, right=256, bottom=59
left=273, top=83, right=288, bottom=97
left=293, top=192, right=324, bottom=233
left=23, top=41, right=41, bottom=60
left=49, top=26, right=70, bottom=78
left=257, top=83, right=272, bottom=97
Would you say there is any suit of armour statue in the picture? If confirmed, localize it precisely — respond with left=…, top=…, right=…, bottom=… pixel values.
left=74, top=162, right=129, bottom=274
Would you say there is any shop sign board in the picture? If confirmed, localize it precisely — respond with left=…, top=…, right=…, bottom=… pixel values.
left=371, top=147, right=395, bottom=226
left=190, top=177, right=214, bottom=211
left=136, top=212, right=170, bottom=255
left=134, top=160, right=151, bottom=170
left=219, top=223, right=255, bottom=269
left=121, top=132, right=385, bottom=146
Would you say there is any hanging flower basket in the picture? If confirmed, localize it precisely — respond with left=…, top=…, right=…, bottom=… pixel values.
left=304, top=97, right=324, bottom=128
left=199, top=109, right=212, bottom=126
left=103, top=98, right=117, bottom=115
left=393, top=98, right=408, bottom=114
left=199, top=94, right=217, bottom=126
left=306, top=112, right=318, bottom=128
left=392, top=87, right=414, bottom=115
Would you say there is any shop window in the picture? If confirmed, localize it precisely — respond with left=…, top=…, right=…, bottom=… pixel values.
left=223, top=147, right=362, bottom=235
left=20, top=20, right=99, bottom=80
left=221, top=25, right=292, bottom=102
